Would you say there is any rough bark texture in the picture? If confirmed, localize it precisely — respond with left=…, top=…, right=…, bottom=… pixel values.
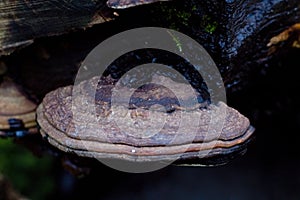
left=0, top=0, right=115, bottom=56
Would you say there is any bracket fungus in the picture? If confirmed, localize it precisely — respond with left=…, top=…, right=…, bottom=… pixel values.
left=37, top=75, right=254, bottom=165
left=0, top=77, right=37, bottom=137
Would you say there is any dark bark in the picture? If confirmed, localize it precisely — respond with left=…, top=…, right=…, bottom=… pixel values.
left=0, top=0, right=115, bottom=56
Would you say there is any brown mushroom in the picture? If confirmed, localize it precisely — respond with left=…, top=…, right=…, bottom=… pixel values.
left=37, top=75, right=254, bottom=164
left=0, top=77, right=37, bottom=136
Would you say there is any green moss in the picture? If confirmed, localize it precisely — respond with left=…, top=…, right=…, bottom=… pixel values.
left=204, top=22, right=218, bottom=34
left=202, top=15, right=218, bottom=34
left=0, top=138, right=55, bottom=200
left=191, top=5, right=197, bottom=11
left=157, top=3, right=193, bottom=29
left=167, top=30, right=183, bottom=52
left=155, top=2, right=218, bottom=35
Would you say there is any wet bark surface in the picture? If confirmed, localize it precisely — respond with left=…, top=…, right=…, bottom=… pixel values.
left=0, top=0, right=298, bottom=97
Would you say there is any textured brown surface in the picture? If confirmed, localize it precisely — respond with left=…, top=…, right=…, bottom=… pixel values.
left=40, top=76, right=251, bottom=144
left=0, top=77, right=37, bottom=129
left=37, top=75, right=254, bottom=161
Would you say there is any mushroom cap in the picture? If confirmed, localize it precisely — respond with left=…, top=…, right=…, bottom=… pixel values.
left=0, top=77, right=37, bottom=130
left=37, top=75, right=254, bottom=162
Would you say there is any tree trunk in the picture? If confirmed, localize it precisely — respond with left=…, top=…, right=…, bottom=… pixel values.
left=0, top=0, right=114, bottom=56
